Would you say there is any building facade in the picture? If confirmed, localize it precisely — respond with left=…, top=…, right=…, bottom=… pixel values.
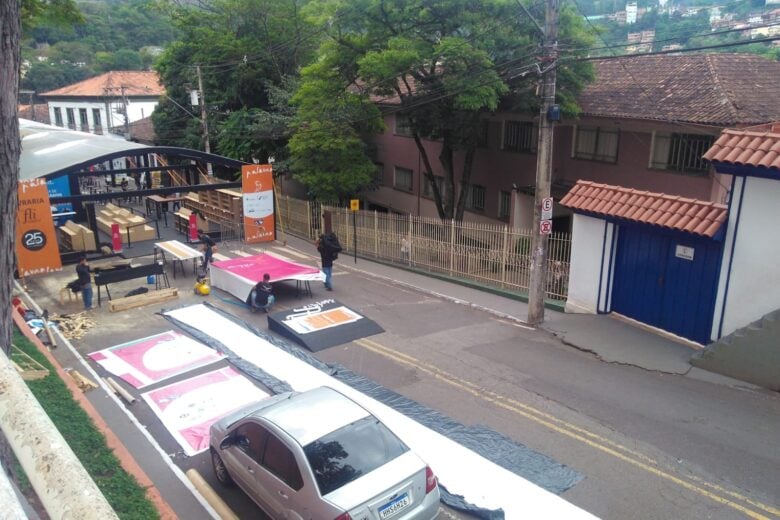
left=40, top=71, right=164, bottom=137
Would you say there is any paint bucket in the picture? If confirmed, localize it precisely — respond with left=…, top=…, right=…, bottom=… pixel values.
left=147, top=275, right=155, bottom=284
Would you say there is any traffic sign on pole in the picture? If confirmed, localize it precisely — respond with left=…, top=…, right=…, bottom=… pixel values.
left=541, top=197, right=553, bottom=220
left=540, top=220, right=553, bottom=235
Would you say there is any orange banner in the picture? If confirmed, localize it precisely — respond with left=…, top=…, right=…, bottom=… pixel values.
left=16, top=179, right=62, bottom=277
left=241, top=164, right=275, bottom=244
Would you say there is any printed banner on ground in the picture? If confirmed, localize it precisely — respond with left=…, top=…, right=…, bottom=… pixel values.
left=241, top=164, right=275, bottom=244
left=269, top=299, right=384, bottom=352
left=15, top=179, right=62, bottom=277
left=141, top=367, right=269, bottom=456
left=88, top=331, right=224, bottom=388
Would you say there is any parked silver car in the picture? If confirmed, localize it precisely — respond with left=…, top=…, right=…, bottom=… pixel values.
left=209, top=386, right=441, bottom=519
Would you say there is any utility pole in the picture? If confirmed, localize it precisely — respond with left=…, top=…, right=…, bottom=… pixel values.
left=527, top=0, right=559, bottom=326
left=195, top=65, right=213, bottom=176
left=121, top=85, right=130, bottom=138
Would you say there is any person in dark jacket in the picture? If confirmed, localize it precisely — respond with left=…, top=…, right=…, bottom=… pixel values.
left=249, top=273, right=275, bottom=313
left=199, top=230, right=215, bottom=268
left=76, top=256, right=93, bottom=310
left=316, top=234, right=338, bottom=291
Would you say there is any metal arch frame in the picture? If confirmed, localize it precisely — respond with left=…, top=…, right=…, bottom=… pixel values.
left=45, top=146, right=248, bottom=181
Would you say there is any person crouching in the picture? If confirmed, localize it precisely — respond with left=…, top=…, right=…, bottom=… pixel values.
left=249, top=273, right=275, bottom=313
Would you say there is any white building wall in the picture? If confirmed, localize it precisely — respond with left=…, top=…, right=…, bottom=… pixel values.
left=48, top=98, right=158, bottom=134
left=716, top=176, right=780, bottom=337
left=565, top=213, right=615, bottom=314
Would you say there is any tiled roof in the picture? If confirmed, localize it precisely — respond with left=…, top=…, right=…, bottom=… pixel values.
left=579, top=53, right=780, bottom=125
left=40, top=71, right=164, bottom=98
left=560, top=180, right=728, bottom=238
left=702, top=123, right=780, bottom=170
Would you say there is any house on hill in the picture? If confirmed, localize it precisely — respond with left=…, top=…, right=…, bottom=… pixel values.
left=362, top=53, right=780, bottom=232
left=39, top=71, right=164, bottom=137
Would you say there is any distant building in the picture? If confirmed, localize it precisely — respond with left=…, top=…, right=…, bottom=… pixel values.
left=39, top=70, right=164, bottom=137
left=626, top=2, right=638, bottom=24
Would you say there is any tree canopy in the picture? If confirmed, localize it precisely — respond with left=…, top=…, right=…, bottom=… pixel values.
left=152, top=0, right=319, bottom=178
left=291, top=0, right=594, bottom=217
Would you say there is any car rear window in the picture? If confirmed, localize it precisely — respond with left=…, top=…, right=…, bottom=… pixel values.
left=304, top=416, right=409, bottom=496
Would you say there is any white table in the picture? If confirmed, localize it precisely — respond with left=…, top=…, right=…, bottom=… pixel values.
left=154, top=240, right=204, bottom=278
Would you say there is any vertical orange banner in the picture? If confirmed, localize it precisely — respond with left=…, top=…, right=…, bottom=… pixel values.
left=241, top=164, right=275, bottom=244
left=16, top=179, right=63, bottom=277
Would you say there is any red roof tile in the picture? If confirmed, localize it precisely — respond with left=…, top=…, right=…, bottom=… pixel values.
left=580, top=54, right=780, bottom=125
left=702, top=123, right=780, bottom=170
left=560, top=180, right=728, bottom=238
left=40, top=71, right=164, bottom=98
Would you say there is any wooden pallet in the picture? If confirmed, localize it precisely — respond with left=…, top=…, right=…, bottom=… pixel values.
left=109, top=287, right=179, bottom=312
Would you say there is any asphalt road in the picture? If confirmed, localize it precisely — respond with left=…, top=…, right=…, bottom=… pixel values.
left=22, top=239, right=780, bottom=520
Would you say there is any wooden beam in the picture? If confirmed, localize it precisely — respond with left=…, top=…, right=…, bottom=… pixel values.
left=109, top=288, right=179, bottom=312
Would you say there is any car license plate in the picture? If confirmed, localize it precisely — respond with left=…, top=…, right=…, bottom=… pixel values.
left=378, top=493, right=411, bottom=519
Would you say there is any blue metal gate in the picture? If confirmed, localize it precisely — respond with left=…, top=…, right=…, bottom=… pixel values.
left=611, top=225, right=722, bottom=344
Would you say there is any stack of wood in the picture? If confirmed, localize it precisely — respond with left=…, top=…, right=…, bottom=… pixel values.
left=52, top=312, right=96, bottom=340
left=65, top=368, right=99, bottom=392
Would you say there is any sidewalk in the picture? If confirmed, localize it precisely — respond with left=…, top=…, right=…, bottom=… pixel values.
left=279, top=234, right=707, bottom=380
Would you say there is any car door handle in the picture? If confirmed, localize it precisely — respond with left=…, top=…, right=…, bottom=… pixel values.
left=278, top=491, right=289, bottom=500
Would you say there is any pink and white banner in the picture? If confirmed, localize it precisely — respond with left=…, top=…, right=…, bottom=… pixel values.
left=88, top=331, right=224, bottom=388
left=141, top=367, right=269, bottom=456
left=210, top=253, right=325, bottom=301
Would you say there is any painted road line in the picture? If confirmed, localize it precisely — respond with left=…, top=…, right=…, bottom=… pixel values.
left=230, top=250, right=252, bottom=257
left=354, top=338, right=779, bottom=520
left=212, top=253, right=230, bottom=261
left=271, top=247, right=311, bottom=260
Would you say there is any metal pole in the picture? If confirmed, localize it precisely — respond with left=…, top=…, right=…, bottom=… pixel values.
left=353, top=211, right=357, bottom=264
left=527, top=0, right=559, bottom=325
left=196, top=65, right=213, bottom=176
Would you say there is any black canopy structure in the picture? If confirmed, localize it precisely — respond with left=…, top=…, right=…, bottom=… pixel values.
left=20, top=118, right=246, bottom=204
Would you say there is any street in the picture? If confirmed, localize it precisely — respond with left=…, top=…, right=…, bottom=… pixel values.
left=21, top=238, right=780, bottom=520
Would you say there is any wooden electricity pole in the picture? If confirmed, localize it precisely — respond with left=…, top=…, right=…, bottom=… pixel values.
left=527, top=0, right=559, bottom=325
left=195, top=65, right=213, bottom=176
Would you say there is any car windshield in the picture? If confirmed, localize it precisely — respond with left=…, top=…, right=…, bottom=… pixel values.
left=303, top=415, right=409, bottom=496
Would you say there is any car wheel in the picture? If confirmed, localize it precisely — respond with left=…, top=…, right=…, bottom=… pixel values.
left=211, top=448, right=234, bottom=487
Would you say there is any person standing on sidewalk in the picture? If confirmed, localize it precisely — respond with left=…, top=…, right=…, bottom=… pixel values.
left=198, top=230, right=216, bottom=269
left=316, top=233, right=340, bottom=291
left=76, top=256, right=93, bottom=310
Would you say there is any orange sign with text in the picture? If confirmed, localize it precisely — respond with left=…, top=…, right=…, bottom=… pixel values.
left=241, top=164, right=275, bottom=244
left=16, top=179, right=62, bottom=277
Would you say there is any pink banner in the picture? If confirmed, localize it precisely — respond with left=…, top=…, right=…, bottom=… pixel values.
left=141, top=367, right=269, bottom=456
left=88, top=331, right=223, bottom=388
left=212, top=253, right=321, bottom=283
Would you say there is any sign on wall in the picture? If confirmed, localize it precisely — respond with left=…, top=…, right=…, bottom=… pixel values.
left=16, top=179, right=62, bottom=277
left=241, top=164, right=275, bottom=244
left=46, top=175, right=73, bottom=225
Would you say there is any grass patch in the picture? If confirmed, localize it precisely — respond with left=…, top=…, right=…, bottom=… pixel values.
left=11, top=327, right=159, bottom=520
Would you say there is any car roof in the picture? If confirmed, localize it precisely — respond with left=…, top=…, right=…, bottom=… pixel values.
left=257, top=387, right=371, bottom=446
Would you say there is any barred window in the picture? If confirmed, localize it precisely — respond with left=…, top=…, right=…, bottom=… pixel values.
left=92, top=109, right=102, bottom=130
left=66, top=108, right=76, bottom=129
left=573, top=126, right=619, bottom=163
left=466, top=184, right=486, bottom=211
left=394, top=166, right=413, bottom=191
left=503, top=121, right=537, bottom=152
left=53, top=107, right=63, bottom=127
left=79, top=108, right=89, bottom=130
left=395, top=113, right=413, bottom=137
left=651, top=133, right=714, bottom=175
left=498, top=190, right=511, bottom=220
left=423, top=176, right=446, bottom=198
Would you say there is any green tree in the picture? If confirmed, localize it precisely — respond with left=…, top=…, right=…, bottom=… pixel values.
left=293, top=0, right=594, bottom=219
left=153, top=0, right=319, bottom=171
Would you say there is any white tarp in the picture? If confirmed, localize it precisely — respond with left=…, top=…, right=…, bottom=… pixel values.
left=164, top=304, right=597, bottom=519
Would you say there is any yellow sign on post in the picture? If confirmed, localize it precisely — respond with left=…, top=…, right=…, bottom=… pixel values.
left=350, top=199, right=360, bottom=211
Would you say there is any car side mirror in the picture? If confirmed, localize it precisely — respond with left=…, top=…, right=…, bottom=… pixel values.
left=219, top=435, right=235, bottom=450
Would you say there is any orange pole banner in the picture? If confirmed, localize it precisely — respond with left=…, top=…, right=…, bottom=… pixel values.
left=16, top=179, right=63, bottom=277
left=241, top=164, right=275, bottom=244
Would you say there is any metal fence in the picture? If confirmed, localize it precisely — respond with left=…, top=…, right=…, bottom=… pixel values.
left=276, top=195, right=571, bottom=301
